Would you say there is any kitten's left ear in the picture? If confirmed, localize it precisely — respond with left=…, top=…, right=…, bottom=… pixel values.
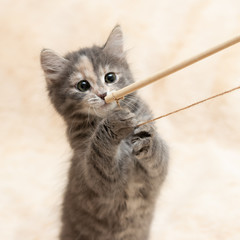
left=103, top=25, right=124, bottom=57
left=40, top=49, right=69, bottom=85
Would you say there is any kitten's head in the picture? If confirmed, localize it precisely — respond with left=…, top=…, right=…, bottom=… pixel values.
left=40, top=26, right=134, bottom=119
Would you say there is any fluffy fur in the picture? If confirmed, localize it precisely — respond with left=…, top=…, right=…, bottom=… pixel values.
left=40, top=26, right=168, bottom=240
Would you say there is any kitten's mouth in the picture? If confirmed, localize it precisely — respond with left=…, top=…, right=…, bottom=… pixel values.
left=97, top=101, right=116, bottom=112
left=100, top=102, right=112, bottom=109
left=102, top=101, right=110, bottom=106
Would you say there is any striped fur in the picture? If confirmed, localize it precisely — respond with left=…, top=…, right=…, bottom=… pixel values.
left=40, top=26, right=168, bottom=240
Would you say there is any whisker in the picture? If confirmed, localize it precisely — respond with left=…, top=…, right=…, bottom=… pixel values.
left=87, top=107, right=91, bottom=125
left=121, top=101, right=136, bottom=112
left=92, top=106, right=98, bottom=116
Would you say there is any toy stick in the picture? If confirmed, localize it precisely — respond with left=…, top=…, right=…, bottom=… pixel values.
left=105, top=35, right=240, bottom=103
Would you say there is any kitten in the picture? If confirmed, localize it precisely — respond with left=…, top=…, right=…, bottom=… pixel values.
left=40, top=25, right=168, bottom=240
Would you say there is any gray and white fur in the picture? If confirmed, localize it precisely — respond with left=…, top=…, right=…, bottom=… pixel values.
left=40, top=25, right=168, bottom=240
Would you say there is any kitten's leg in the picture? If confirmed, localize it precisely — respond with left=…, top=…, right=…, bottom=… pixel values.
left=131, top=124, right=168, bottom=178
left=85, top=108, right=136, bottom=194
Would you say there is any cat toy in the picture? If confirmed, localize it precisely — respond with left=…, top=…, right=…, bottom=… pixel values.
left=105, top=35, right=240, bottom=126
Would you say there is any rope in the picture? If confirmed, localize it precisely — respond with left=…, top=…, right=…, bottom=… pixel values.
left=137, top=86, right=240, bottom=127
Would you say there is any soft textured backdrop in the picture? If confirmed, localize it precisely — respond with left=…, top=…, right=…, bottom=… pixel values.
left=1, top=0, right=240, bottom=239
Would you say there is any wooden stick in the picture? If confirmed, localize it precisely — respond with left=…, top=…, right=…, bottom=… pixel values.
left=105, top=35, right=240, bottom=103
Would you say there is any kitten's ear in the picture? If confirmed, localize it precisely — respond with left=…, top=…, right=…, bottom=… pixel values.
left=40, top=49, right=69, bottom=85
left=103, top=25, right=124, bottom=57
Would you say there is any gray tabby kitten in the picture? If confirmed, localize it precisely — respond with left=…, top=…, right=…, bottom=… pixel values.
left=40, top=26, right=168, bottom=240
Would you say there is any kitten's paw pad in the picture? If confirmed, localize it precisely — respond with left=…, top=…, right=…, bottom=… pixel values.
left=134, top=124, right=154, bottom=136
left=131, top=135, right=153, bottom=159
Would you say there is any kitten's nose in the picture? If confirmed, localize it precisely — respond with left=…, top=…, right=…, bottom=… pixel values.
left=97, top=92, right=107, bottom=100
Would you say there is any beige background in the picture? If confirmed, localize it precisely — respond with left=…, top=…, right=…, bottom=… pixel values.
left=1, top=0, right=240, bottom=239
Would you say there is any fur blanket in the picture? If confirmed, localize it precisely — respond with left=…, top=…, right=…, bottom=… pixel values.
left=1, top=0, right=240, bottom=239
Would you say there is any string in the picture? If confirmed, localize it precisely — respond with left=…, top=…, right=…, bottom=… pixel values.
left=137, top=85, right=240, bottom=127
left=111, top=92, right=124, bottom=108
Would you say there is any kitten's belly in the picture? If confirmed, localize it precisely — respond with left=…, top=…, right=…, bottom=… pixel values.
left=84, top=197, right=152, bottom=240
left=116, top=198, right=153, bottom=240
left=69, top=186, right=153, bottom=240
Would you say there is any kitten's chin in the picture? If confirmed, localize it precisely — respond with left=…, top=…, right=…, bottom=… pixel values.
left=87, top=102, right=117, bottom=118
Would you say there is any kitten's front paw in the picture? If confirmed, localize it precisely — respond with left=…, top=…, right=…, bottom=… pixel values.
left=104, top=109, right=136, bottom=141
left=131, top=124, right=155, bottom=159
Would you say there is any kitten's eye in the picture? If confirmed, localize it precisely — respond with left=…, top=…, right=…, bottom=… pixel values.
left=105, top=72, right=117, bottom=84
left=76, top=80, right=91, bottom=92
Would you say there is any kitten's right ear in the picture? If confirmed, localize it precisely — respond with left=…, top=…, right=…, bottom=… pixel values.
left=103, top=25, right=124, bottom=57
left=40, top=49, right=69, bottom=85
